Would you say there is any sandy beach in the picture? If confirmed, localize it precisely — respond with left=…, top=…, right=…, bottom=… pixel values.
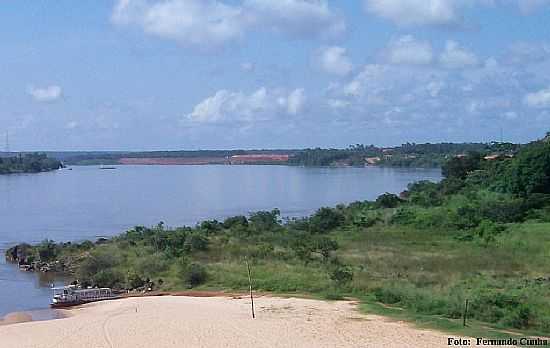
left=0, top=295, right=469, bottom=348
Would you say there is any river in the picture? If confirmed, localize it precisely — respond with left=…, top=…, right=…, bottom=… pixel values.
left=0, top=164, right=441, bottom=317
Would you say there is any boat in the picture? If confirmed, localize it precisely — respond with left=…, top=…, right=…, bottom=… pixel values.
left=99, top=164, right=117, bottom=170
left=51, top=285, right=119, bottom=308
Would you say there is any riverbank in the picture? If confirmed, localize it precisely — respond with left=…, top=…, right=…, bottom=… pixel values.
left=0, top=295, right=468, bottom=348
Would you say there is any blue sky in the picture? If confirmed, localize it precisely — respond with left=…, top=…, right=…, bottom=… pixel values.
left=2, top=0, right=550, bottom=150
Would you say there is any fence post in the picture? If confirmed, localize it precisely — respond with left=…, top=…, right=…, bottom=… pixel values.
left=463, top=299, right=469, bottom=327
left=246, top=258, right=255, bottom=319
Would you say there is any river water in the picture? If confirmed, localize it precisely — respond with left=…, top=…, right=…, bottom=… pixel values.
left=0, top=165, right=441, bottom=317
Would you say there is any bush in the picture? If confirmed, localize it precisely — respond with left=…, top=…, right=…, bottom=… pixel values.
left=407, top=181, right=442, bottom=207
left=183, top=232, right=209, bottom=252
left=77, top=248, right=120, bottom=282
left=223, top=215, right=248, bottom=229
left=128, top=271, right=146, bottom=289
left=135, top=253, right=170, bottom=276
left=200, top=220, right=222, bottom=234
left=37, top=240, right=58, bottom=262
left=182, top=263, right=207, bottom=288
left=249, top=209, right=281, bottom=232
left=93, top=269, right=124, bottom=288
left=329, top=264, right=353, bottom=286
left=442, top=152, right=482, bottom=179
left=310, top=207, right=345, bottom=233
left=375, top=193, right=402, bottom=208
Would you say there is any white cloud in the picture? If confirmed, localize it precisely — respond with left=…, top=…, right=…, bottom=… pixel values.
left=65, top=121, right=79, bottom=129
left=327, top=99, right=350, bottom=109
left=112, top=0, right=345, bottom=48
left=187, top=87, right=306, bottom=123
left=112, top=0, right=248, bottom=47
left=384, top=35, right=433, bottom=65
left=285, top=88, right=306, bottom=115
left=315, top=46, right=353, bottom=76
left=244, top=0, right=345, bottom=40
left=426, top=81, right=445, bottom=97
left=524, top=88, right=550, bottom=108
left=28, top=85, right=63, bottom=102
left=241, top=62, right=255, bottom=72
left=364, top=0, right=462, bottom=27
left=439, top=40, right=479, bottom=69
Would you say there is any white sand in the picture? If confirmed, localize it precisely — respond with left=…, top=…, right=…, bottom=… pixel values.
left=0, top=296, right=466, bottom=348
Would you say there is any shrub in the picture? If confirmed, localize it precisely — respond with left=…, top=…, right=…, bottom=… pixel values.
left=249, top=209, right=281, bottom=232
left=310, top=207, right=345, bottom=233
left=407, top=181, right=442, bottom=207
left=37, top=240, right=58, bottom=262
left=182, top=263, right=208, bottom=288
left=93, top=269, right=124, bottom=288
left=183, top=232, right=209, bottom=252
left=223, top=215, right=248, bottom=229
left=77, top=248, right=120, bottom=282
left=375, top=193, right=402, bottom=208
left=127, top=271, right=146, bottom=289
left=135, top=253, right=170, bottom=276
left=329, top=264, right=353, bottom=286
left=442, top=152, right=482, bottom=179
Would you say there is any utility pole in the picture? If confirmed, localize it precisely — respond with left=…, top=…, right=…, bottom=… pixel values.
left=5, top=131, right=9, bottom=154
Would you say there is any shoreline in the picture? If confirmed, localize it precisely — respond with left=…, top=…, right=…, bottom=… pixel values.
left=0, top=290, right=246, bottom=327
left=0, top=294, right=469, bottom=348
left=0, top=308, right=68, bottom=326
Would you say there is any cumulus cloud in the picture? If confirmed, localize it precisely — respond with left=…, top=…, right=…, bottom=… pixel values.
left=112, top=0, right=345, bottom=48
left=364, top=0, right=463, bottom=27
left=112, top=0, right=248, bottom=47
left=285, top=88, right=306, bottom=115
left=524, top=88, right=550, bottom=108
left=315, top=46, right=353, bottom=76
left=245, top=0, right=345, bottom=40
left=384, top=35, right=433, bottom=65
left=187, top=87, right=306, bottom=123
left=439, top=40, right=479, bottom=69
left=28, top=85, right=63, bottom=102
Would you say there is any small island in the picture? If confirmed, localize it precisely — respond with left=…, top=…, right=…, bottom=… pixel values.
left=0, top=153, right=63, bottom=174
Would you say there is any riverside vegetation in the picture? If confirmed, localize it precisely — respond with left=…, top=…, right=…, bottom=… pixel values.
left=0, top=153, right=62, bottom=174
left=6, top=134, right=550, bottom=335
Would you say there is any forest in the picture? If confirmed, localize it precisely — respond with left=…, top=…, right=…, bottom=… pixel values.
left=288, top=142, right=520, bottom=167
left=6, top=134, right=550, bottom=336
left=0, top=153, right=62, bottom=174
left=47, top=141, right=520, bottom=167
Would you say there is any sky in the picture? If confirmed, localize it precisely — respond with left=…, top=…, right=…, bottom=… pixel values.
left=2, top=0, right=550, bottom=151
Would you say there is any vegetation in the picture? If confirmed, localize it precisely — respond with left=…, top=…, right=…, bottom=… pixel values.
left=288, top=142, right=519, bottom=167
left=7, top=134, right=550, bottom=335
left=0, top=153, right=62, bottom=174
left=48, top=141, right=520, bottom=168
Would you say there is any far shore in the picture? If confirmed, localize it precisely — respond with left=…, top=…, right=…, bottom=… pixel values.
left=0, top=294, right=468, bottom=348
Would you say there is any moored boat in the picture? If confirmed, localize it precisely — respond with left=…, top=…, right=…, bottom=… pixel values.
left=51, top=285, right=119, bottom=308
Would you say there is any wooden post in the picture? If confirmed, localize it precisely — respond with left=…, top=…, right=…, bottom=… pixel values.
left=463, top=299, right=469, bottom=327
left=246, top=258, right=255, bottom=319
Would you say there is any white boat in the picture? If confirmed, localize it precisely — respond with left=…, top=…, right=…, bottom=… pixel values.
left=99, top=164, right=117, bottom=170
left=51, top=285, right=118, bottom=308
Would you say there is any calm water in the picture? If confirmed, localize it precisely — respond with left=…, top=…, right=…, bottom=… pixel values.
left=0, top=165, right=441, bottom=317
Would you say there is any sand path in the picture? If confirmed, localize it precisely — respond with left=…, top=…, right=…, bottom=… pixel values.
left=0, top=296, right=467, bottom=348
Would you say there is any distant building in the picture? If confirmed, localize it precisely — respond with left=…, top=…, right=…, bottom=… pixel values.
left=365, top=157, right=381, bottom=165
